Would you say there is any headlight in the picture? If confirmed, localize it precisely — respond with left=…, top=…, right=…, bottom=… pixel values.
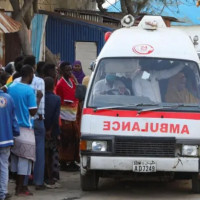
left=87, top=141, right=107, bottom=152
left=182, top=145, right=198, bottom=156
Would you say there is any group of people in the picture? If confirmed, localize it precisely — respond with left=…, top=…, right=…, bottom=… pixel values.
left=0, top=55, right=87, bottom=199
left=93, top=59, right=199, bottom=104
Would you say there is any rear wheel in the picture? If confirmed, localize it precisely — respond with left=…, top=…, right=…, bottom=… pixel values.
left=81, top=171, right=99, bottom=191
left=192, top=173, right=200, bottom=193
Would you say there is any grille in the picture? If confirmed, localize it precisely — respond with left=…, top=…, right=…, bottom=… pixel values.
left=115, top=137, right=175, bottom=157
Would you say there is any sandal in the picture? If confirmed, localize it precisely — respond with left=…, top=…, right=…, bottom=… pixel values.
left=16, top=190, right=33, bottom=196
left=16, top=186, right=33, bottom=196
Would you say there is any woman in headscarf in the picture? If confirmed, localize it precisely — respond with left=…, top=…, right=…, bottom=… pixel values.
left=165, top=71, right=199, bottom=104
left=72, top=60, right=85, bottom=84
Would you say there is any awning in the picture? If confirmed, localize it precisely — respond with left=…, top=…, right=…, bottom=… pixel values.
left=0, top=11, right=21, bottom=33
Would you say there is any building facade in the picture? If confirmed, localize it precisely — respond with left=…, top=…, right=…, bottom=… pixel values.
left=41, top=10, right=119, bottom=75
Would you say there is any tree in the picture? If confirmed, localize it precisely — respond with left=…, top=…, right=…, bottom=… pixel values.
left=102, top=0, right=197, bottom=16
left=96, top=0, right=106, bottom=12
left=9, top=0, right=38, bottom=55
left=96, top=0, right=149, bottom=15
left=9, top=0, right=95, bottom=56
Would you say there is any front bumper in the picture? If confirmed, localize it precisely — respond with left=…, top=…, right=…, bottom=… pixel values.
left=82, top=156, right=199, bottom=172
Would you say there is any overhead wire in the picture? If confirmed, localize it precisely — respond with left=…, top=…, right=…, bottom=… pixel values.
left=104, top=0, right=121, bottom=12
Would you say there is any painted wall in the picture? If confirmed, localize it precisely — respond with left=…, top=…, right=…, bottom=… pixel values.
left=0, top=0, right=12, bottom=11
left=38, top=0, right=96, bottom=11
left=0, top=0, right=96, bottom=12
left=45, top=15, right=113, bottom=68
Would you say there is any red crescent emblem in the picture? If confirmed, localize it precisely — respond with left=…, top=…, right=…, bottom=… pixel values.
left=133, top=44, right=154, bottom=55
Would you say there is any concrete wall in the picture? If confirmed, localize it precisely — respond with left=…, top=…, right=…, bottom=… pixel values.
left=0, top=0, right=96, bottom=12
left=38, top=0, right=96, bottom=11
left=0, top=0, right=12, bottom=11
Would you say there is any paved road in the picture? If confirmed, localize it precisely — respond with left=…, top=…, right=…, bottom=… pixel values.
left=9, top=171, right=200, bottom=200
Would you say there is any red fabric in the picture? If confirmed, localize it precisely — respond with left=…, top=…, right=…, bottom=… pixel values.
left=59, top=120, right=79, bottom=162
left=53, top=79, right=57, bottom=94
left=55, top=77, right=77, bottom=105
left=59, top=117, right=62, bottom=126
left=53, top=83, right=62, bottom=126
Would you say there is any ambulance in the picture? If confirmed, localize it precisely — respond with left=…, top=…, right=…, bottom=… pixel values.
left=79, top=15, right=200, bottom=192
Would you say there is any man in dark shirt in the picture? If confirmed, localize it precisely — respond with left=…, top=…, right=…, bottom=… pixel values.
left=44, top=77, right=61, bottom=188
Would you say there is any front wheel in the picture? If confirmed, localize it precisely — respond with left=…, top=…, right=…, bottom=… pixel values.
left=80, top=171, right=99, bottom=191
left=192, top=173, right=200, bottom=193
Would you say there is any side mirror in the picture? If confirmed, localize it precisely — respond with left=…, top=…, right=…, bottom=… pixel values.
left=89, top=61, right=96, bottom=71
left=75, top=84, right=87, bottom=101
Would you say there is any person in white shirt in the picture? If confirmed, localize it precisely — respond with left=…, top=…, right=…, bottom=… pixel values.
left=133, top=60, right=184, bottom=103
left=93, top=73, right=117, bottom=95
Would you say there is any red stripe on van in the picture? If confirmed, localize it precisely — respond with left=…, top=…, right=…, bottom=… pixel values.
left=82, top=108, right=200, bottom=120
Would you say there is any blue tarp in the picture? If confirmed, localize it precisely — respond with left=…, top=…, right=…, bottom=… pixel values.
left=31, top=14, right=47, bottom=62
left=107, top=0, right=200, bottom=26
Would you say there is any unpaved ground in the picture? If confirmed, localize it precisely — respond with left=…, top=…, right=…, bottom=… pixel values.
left=8, top=171, right=200, bottom=200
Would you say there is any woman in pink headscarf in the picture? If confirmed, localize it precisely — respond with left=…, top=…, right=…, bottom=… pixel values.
left=72, top=61, right=85, bottom=84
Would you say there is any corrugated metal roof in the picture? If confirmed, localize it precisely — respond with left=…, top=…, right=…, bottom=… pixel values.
left=40, top=10, right=121, bottom=29
left=0, top=11, right=21, bottom=33
left=54, top=8, right=121, bottom=22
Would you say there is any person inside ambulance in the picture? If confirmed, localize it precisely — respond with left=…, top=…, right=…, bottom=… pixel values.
left=93, top=73, right=117, bottom=95
left=165, top=71, right=200, bottom=104
left=111, top=79, right=131, bottom=95
left=116, top=72, right=134, bottom=95
left=132, top=59, right=184, bottom=103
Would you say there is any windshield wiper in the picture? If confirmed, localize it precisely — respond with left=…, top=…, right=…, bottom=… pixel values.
left=93, top=103, right=159, bottom=112
left=94, top=103, right=200, bottom=112
left=137, top=103, right=200, bottom=115
left=94, top=104, right=137, bottom=111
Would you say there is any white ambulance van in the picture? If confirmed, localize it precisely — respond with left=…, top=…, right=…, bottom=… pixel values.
left=79, top=15, right=200, bottom=192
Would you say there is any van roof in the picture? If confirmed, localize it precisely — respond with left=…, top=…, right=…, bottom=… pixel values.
left=98, top=20, right=199, bottom=63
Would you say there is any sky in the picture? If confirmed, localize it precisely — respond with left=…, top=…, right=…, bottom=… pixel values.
left=102, top=0, right=118, bottom=8
left=106, top=0, right=200, bottom=26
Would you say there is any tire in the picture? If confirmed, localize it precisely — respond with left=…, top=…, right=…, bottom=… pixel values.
left=81, top=171, right=99, bottom=191
left=192, top=173, right=200, bottom=193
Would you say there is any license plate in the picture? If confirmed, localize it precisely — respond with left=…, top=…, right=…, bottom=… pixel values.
left=133, top=161, right=156, bottom=172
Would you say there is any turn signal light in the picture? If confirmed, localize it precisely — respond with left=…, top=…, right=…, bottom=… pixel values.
left=104, top=32, right=112, bottom=42
left=80, top=140, right=87, bottom=151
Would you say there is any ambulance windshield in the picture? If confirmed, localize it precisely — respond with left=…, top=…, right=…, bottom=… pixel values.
left=88, top=58, right=200, bottom=109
